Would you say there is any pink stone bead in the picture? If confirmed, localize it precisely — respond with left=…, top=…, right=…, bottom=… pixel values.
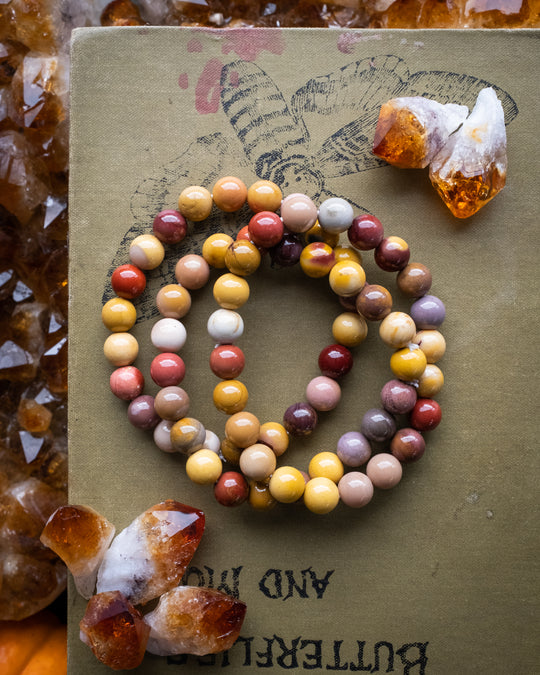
left=109, top=366, right=144, bottom=401
left=280, top=193, right=318, bottom=233
left=366, top=453, right=403, bottom=489
left=338, top=472, right=374, bottom=507
left=174, top=254, right=210, bottom=290
left=305, top=376, right=341, bottom=412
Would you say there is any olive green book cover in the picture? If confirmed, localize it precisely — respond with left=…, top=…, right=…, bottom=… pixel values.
left=69, top=27, right=539, bottom=673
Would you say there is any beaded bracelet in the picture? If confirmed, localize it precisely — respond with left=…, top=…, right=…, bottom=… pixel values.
left=102, top=176, right=445, bottom=514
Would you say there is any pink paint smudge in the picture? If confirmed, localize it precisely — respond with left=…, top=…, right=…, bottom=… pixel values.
left=195, top=58, right=224, bottom=114
left=187, top=38, right=203, bottom=53
left=178, top=73, right=189, bottom=89
left=221, top=28, right=285, bottom=62
left=228, top=70, right=240, bottom=88
left=337, top=32, right=364, bottom=54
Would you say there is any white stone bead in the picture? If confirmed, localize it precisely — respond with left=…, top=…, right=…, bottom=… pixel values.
left=318, top=197, right=354, bottom=234
left=151, top=318, right=187, bottom=352
left=204, top=430, right=221, bottom=454
left=207, top=309, right=244, bottom=344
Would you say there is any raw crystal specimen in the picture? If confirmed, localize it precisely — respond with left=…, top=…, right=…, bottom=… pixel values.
left=372, top=97, right=468, bottom=168
left=96, top=501, right=205, bottom=605
left=40, top=504, right=116, bottom=599
left=79, top=591, right=150, bottom=670
left=429, top=87, right=507, bottom=218
left=145, top=586, right=247, bottom=656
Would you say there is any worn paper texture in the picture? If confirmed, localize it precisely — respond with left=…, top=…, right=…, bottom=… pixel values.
left=69, top=27, right=539, bottom=674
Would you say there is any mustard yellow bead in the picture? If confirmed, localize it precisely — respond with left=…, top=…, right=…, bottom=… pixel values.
left=178, top=185, right=213, bottom=221
left=332, top=312, right=368, bottom=348
left=299, top=242, right=336, bottom=278
left=379, top=311, right=417, bottom=349
left=304, top=222, right=340, bottom=248
left=202, top=233, right=234, bottom=268
left=413, top=329, right=446, bottom=363
left=225, top=411, right=260, bottom=448
left=220, top=437, right=242, bottom=465
left=249, top=481, right=277, bottom=511
left=258, top=422, right=289, bottom=457
left=328, top=260, right=366, bottom=297
left=156, top=284, right=192, bottom=319
left=247, top=179, right=282, bottom=213
left=213, top=380, right=249, bottom=414
left=308, top=451, right=344, bottom=483
left=213, top=273, right=250, bottom=310
left=212, top=176, right=248, bottom=212
left=101, top=297, right=136, bottom=332
left=269, top=466, right=306, bottom=503
left=304, top=477, right=340, bottom=514
left=390, top=345, right=427, bottom=381
left=103, top=332, right=139, bottom=366
left=129, top=234, right=165, bottom=270
left=239, top=443, right=277, bottom=481
left=417, top=363, right=444, bottom=397
left=224, top=240, right=261, bottom=277
left=333, top=245, right=362, bottom=265
left=186, top=449, right=223, bottom=485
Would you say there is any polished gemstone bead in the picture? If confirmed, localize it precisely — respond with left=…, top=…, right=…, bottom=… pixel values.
left=204, top=430, right=221, bottom=454
left=269, top=466, right=306, bottom=503
left=103, top=332, right=139, bottom=366
left=202, top=233, right=234, bottom=269
left=390, top=345, right=427, bottom=381
left=280, top=193, right=318, bottom=233
left=110, top=264, right=146, bottom=299
left=417, top=364, right=444, bottom=398
left=212, top=176, right=247, bottom=212
left=127, top=395, right=160, bottom=430
left=269, top=233, right=303, bottom=268
left=304, top=222, right=340, bottom=248
left=225, top=411, right=260, bottom=448
left=186, top=449, right=223, bottom=485
left=410, top=295, right=446, bottom=329
left=391, top=428, right=426, bottom=462
left=153, top=419, right=174, bottom=453
left=375, top=236, right=410, bottom=272
left=338, top=472, right=374, bottom=508
left=156, top=284, right=191, bottom=319
left=381, top=379, right=417, bottom=414
left=410, top=398, right=442, bottom=431
left=170, top=417, right=206, bottom=454
left=220, top=438, right=242, bottom=465
left=153, top=209, right=187, bottom=244
left=328, top=260, right=366, bottom=297
left=224, top=240, right=261, bottom=276
left=306, top=375, right=341, bottom=411
left=336, top=431, right=371, bottom=467
left=360, top=408, right=396, bottom=443
left=249, top=481, right=277, bottom=511
left=366, top=453, right=403, bottom=489
left=101, top=297, right=136, bottom=332
left=258, top=422, right=289, bottom=457
left=318, top=197, right=354, bottom=234
left=332, top=312, right=368, bottom=347
left=299, top=242, right=336, bottom=278
left=397, top=262, right=432, bottom=298
left=308, top=451, right=344, bottom=483
left=379, top=311, right=417, bottom=348
left=304, top=477, right=340, bottom=514
left=213, top=273, right=250, bottom=309
left=239, top=443, right=276, bottom=481
left=347, top=214, right=384, bottom=251
left=209, top=344, right=245, bottom=379
left=413, top=329, right=446, bottom=363
left=247, top=179, right=282, bottom=213
left=178, top=185, right=213, bottom=221
left=283, top=402, right=318, bottom=436
left=248, top=210, right=284, bottom=248
left=318, top=344, right=353, bottom=379
left=151, top=318, right=187, bottom=352
left=356, top=284, right=392, bottom=321
left=150, top=353, right=185, bottom=387
left=154, top=386, right=190, bottom=421
left=174, top=254, right=210, bottom=290
left=213, top=380, right=248, bottom=414
left=214, top=471, right=249, bottom=506
left=129, top=234, right=165, bottom=270
left=109, top=365, right=144, bottom=401
left=207, top=309, right=244, bottom=344
left=333, top=245, right=362, bottom=265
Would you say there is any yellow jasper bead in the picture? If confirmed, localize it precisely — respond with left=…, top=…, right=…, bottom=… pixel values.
left=308, top=451, right=344, bottom=483
left=304, top=222, right=340, bottom=248
left=390, top=345, right=427, bottom=381
left=328, top=260, right=366, bottom=297
left=225, top=411, right=260, bottom=448
left=417, top=363, right=444, bottom=397
left=156, top=284, right=192, bottom=319
left=299, top=242, right=336, bottom=278
left=213, top=380, right=249, bottom=414
left=332, top=312, right=368, bottom=348
left=224, top=240, right=261, bottom=277
left=258, top=422, right=289, bottom=457
left=103, top=332, right=139, bottom=366
left=239, top=443, right=277, bottom=481
left=129, top=234, right=165, bottom=270
left=304, top=477, right=340, bottom=514
left=212, top=176, right=247, bottom=212
left=202, top=233, right=234, bottom=268
left=269, top=466, right=306, bottom=503
left=333, top=245, right=362, bottom=265
left=249, top=481, right=276, bottom=511
left=101, top=297, right=136, bottom=332
left=178, top=185, right=213, bottom=221
left=170, top=417, right=206, bottom=455
left=379, top=311, right=417, bottom=349
left=247, top=179, right=282, bottom=213
left=213, top=273, right=250, bottom=310
left=413, top=329, right=446, bottom=363
left=186, top=449, right=223, bottom=485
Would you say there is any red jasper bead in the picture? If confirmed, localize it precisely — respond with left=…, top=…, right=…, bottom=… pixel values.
left=209, top=345, right=245, bottom=379
left=150, top=353, right=186, bottom=387
left=214, top=471, right=249, bottom=507
left=111, top=264, right=146, bottom=299
left=110, top=366, right=145, bottom=401
left=152, top=209, right=187, bottom=244
left=410, top=398, right=442, bottom=431
left=390, top=428, right=426, bottom=462
left=236, top=225, right=252, bottom=242
left=348, top=214, right=384, bottom=251
left=248, top=211, right=284, bottom=248
left=318, top=344, right=353, bottom=379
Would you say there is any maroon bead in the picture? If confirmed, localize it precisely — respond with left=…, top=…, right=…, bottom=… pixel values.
left=374, top=236, right=411, bottom=272
left=318, top=344, right=353, bottom=379
left=127, top=395, right=160, bottom=430
left=410, top=398, right=442, bottom=431
left=283, top=402, right=318, bottom=436
left=355, top=284, right=392, bottom=321
left=391, top=428, right=426, bottom=462
left=152, top=209, right=188, bottom=244
left=150, top=353, right=186, bottom=387
left=111, top=264, right=146, bottom=299
left=269, top=233, right=303, bottom=268
left=347, top=214, right=384, bottom=251
left=381, top=379, right=417, bottom=415
left=214, top=471, right=249, bottom=507
left=110, top=366, right=145, bottom=401
left=209, top=345, right=245, bottom=379
left=248, top=211, right=284, bottom=248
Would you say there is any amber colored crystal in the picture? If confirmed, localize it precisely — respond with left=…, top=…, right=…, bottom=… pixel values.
left=101, top=0, right=145, bottom=26
left=430, top=167, right=506, bottom=218
left=17, top=398, right=53, bottom=432
left=80, top=591, right=150, bottom=670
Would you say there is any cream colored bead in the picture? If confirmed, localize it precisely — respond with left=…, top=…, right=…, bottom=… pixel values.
left=332, top=312, right=368, bottom=347
left=239, top=443, right=277, bottom=481
left=379, top=312, right=417, bottom=349
left=413, top=329, right=446, bottom=363
left=129, top=234, right=165, bottom=270
left=103, top=332, right=139, bottom=366
left=417, top=363, right=444, bottom=397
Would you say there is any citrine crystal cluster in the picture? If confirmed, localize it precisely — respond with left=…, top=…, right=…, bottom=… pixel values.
left=41, top=501, right=246, bottom=669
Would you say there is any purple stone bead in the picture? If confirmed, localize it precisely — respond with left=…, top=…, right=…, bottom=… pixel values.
left=128, top=395, right=160, bottom=430
left=283, top=402, right=318, bottom=437
left=269, top=233, right=303, bottom=268
left=410, top=294, right=446, bottom=329
left=381, top=379, right=417, bottom=415
left=336, top=431, right=372, bottom=467
left=360, top=408, right=396, bottom=443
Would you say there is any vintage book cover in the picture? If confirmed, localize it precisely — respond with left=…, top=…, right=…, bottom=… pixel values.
left=69, top=27, right=539, bottom=673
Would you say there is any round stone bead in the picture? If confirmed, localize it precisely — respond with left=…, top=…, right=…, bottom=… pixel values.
left=410, top=295, right=446, bottom=329
left=338, top=472, right=374, bottom=508
left=204, top=430, right=221, bottom=454
left=397, top=262, right=432, bottom=297
left=356, top=284, right=392, bottom=321
left=247, top=179, right=282, bottom=213
left=391, top=428, right=426, bottom=463
left=152, top=209, right=187, bottom=244
left=213, top=380, right=248, bottom=414
left=110, top=366, right=145, bottom=401
left=361, top=408, right=396, bottom=443
left=249, top=482, right=277, bottom=511
left=154, top=386, right=190, bottom=421
left=336, top=431, right=371, bottom=467
left=258, top=422, right=289, bottom=457
left=304, top=222, right=339, bottom=248
left=347, top=214, right=384, bottom=251
left=104, top=332, right=139, bottom=366
left=305, top=376, right=341, bottom=412
left=379, top=312, right=417, bottom=349
left=375, top=236, right=410, bottom=272
left=129, top=234, right=165, bottom=270
left=239, top=443, right=277, bottom=481
left=174, top=254, right=210, bottom=290
left=111, top=264, right=146, bottom=299
left=269, top=466, right=306, bottom=503
left=366, top=453, right=403, bottom=490
left=283, top=402, right=318, bottom=437
left=248, top=211, right=284, bottom=248
left=127, top=395, right=160, bottom=430
left=380, top=379, right=417, bottom=415
left=333, top=246, right=362, bottom=265
left=224, top=240, right=261, bottom=276
left=410, top=398, right=442, bottom=431
left=151, top=318, right=187, bottom=352
left=153, top=419, right=174, bottom=453
left=209, top=344, right=245, bottom=379
left=269, top=233, right=303, bottom=268
left=318, top=197, right=354, bottom=234
left=212, top=176, right=247, bottom=212
left=214, top=471, right=249, bottom=507
left=299, top=242, right=336, bottom=278
left=170, top=417, right=206, bottom=454
left=332, top=312, right=368, bottom=348
left=328, top=260, right=366, bottom=297
left=281, top=193, right=318, bottom=233
left=413, top=329, right=446, bottom=363
left=202, top=233, right=234, bottom=269
left=101, top=297, right=137, bottom=332
left=318, top=344, right=353, bottom=379
left=304, top=477, right=340, bottom=514
left=390, top=345, right=427, bottom=381
left=150, top=353, right=185, bottom=387
left=213, top=273, right=250, bottom=310
left=178, top=185, right=213, bottom=221
left=225, top=412, right=260, bottom=448
left=417, top=364, right=444, bottom=398
left=308, top=452, right=344, bottom=483
left=221, top=438, right=242, bottom=465
left=207, top=309, right=244, bottom=344
left=186, top=449, right=223, bottom=485
left=156, top=284, right=192, bottom=319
